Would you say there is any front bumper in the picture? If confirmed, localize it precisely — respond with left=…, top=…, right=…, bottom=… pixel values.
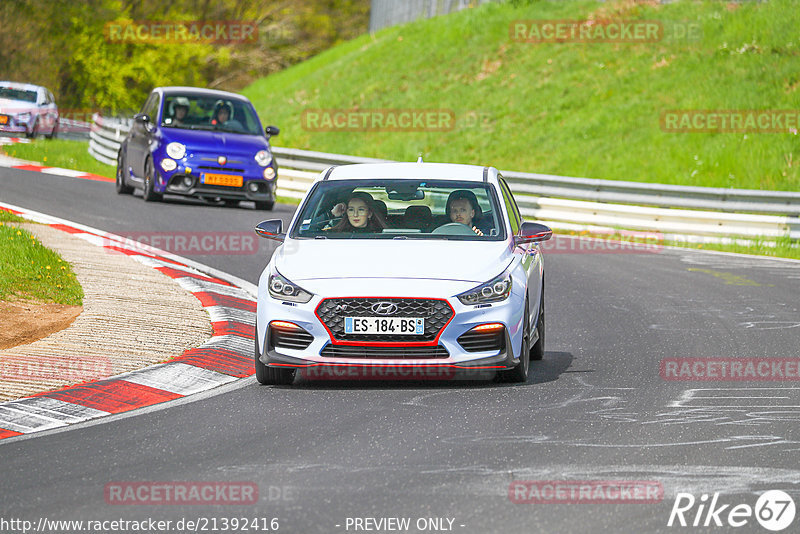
left=153, top=150, right=278, bottom=200
left=163, top=172, right=277, bottom=201
left=255, top=287, right=526, bottom=373
left=0, top=123, right=29, bottom=134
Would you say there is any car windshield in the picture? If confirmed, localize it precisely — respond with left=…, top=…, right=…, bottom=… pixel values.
left=160, top=94, right=262, bottom=135
left=292, top=179, right=506, bottom=241
left=0, top=87, right=37, bottom=103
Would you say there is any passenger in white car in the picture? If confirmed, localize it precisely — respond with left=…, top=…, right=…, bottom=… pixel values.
left=326, top=192, right=386, bottom=233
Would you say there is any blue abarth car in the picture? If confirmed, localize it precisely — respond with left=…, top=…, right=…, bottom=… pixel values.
left=116, top=86, right=280, bottom=210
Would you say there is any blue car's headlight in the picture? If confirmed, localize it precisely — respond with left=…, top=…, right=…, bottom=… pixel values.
left=166, top=142, right=186, bottom=159
left=255, top=150, right=272, bottom=167
left=268, top=269, right=313, bottom=303
left=457, top=270, right=512, bottom=305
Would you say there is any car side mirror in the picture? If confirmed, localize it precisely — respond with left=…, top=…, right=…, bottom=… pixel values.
left=255, top=219, right=285, bottom=241
left=265, top=125, right=280, bottom=138
left=514, top=221, right=552, bottom=246
left=134, top=113, right=150, bottom=124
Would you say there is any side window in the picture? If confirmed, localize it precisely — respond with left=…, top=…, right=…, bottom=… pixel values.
left=144, top=93, right=160, bottom=122
left=499, top=178, right=521, bottom=234
left=140, top=93, right=157, bottom=119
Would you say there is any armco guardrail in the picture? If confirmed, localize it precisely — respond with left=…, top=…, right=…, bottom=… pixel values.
left=88, top=116, right=799, bottom=241
left=89, top=114, right=131, bottom=166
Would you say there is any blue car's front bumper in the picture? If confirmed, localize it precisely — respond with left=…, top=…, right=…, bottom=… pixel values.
left=153, top=149, right=277, bottom=201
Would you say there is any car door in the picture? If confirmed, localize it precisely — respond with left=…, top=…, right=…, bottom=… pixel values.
left=36, top=90, right=50, bottom=132
left=46, top=90, right=58, bottom=133
left=499, top=176, right=541, bottom=323
left=128, top=92, right=159, bottom=179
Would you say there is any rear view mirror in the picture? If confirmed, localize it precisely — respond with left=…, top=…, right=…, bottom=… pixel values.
left=265, top=125, right=280, bottom=138
left=514, top=221, right=552, bottom=246
left=255, top=219, right=285, bottom=241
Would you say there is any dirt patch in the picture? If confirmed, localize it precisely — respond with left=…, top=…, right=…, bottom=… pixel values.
left=0, top=300, right=82, bottom=350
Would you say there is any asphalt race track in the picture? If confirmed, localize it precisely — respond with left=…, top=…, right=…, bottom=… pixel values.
left=2, top=166, right=800, bottom=533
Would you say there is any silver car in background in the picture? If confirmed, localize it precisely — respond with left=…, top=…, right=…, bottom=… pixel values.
left=0, top=81, right=59, bottom=138
left=254, top=162, right=552, bottom=385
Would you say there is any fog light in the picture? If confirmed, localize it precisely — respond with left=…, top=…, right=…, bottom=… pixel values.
left=248, top=182, right=259, bottom=192
left=263, top=167, right=275, bottom=180
left=160, top=158, right=177, bottom=172
left=182, top=176, right=193, bottom=187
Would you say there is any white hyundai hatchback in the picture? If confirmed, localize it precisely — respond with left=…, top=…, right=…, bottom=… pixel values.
left=254, top=162, right=551, bottom=385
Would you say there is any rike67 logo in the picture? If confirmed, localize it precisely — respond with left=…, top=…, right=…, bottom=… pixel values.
left=668, top=491, right=796, bottom=531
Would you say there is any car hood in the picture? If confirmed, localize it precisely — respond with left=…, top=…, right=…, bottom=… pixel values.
left=160, top=128, right=268, bottom=154
left=273, top=238, right=512, bottom=284
left=0, top=99, right=36, bottom=114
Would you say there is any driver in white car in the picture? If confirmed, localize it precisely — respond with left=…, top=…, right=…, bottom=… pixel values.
left=446, top=190, right=486, bottom=236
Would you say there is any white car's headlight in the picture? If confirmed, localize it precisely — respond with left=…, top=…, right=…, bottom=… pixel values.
left=255, top=150, right=272, bottom=167
left=457, top=271, right=512, bottom=305
left=166, top=142, right=186, bottom=159
left=17, top=112, right=31, bottom=122
left=268, top=269, right=313, bottom=303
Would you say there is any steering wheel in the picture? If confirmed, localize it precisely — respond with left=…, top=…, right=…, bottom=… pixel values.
left=431, top=223, right=479, bottom=236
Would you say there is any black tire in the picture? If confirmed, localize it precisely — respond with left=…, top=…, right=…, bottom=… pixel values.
left=46, top=120, right=58, bottom=139
left=26, top=120, right=38, bottom=139
left=497, top=303, right=531, bottom=383
left=531, top=284, right=545, bottom=361
left=254, top=329, right=295, bottom=385
left=115, top=151, right=134, bottom=195
left=255, top=200, right=275, bottom=211
left=142, top=158, right=163, bottom=202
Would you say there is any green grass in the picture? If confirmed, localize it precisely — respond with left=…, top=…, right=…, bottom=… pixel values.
left=244, top=0, right=800, bottom=191
left=2, top=139, right=115, bottom=179
left=0, top=211, right=83, bottom=305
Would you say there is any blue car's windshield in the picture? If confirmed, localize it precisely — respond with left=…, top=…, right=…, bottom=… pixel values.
left=160, top=94, right=262, bottom=135
left=292, top=179, right=506, bottom=241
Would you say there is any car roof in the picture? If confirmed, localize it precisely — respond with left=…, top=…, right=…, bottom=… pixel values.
left=0, top=81, right=44, bottom=92
left=156, top=86, right=250, bottom=102
left=322, top=163, right=498, bottom=184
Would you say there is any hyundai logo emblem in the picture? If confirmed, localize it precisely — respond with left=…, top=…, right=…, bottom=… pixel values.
left=371, top=302, right=398, bottom=316
left=218, top=156, right=227, bottom=165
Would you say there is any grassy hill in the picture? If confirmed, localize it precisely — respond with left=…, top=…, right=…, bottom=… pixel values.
left=243, top=0, right=800, bottom=191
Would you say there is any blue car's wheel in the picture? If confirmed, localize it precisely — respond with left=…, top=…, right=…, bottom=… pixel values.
left=142, top=158, right=162, bottom=202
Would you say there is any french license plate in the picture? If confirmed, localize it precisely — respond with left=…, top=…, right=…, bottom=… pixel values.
left=202, top=173, right=243, bottom=187
left=345, top=317, right=424, bottom=335
left=0, top=115, right=8, bottom=125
